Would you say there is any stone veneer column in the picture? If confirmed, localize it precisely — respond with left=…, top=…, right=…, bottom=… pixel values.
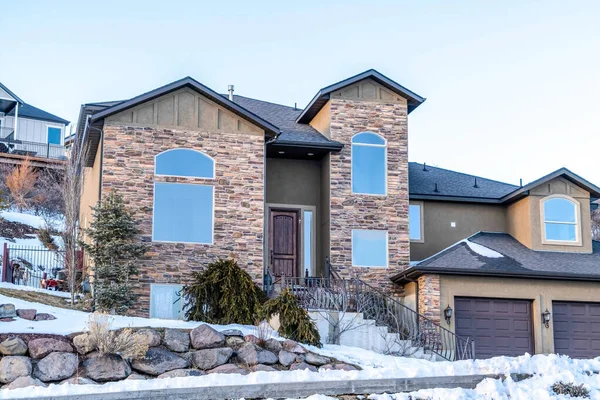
left=101, top=123, right=265, bottom=316
left=328, top=98, right=410, bottom=292
left=417, top=274, right=441, bottom=324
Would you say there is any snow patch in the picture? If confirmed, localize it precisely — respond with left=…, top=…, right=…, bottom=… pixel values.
left=0, top=282, right=72, bottom=298
left=462, top=239, right=503, bottom=258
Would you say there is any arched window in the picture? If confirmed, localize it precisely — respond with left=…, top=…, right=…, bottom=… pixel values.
left=542, top=196, right=579, bottom=243
left=153, top=149, right=214, bottom=244
left=155, top=148, right=215, bottom=179
left=351, top=132, right=387, bottom=195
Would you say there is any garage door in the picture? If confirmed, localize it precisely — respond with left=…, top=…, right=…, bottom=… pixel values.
left=455, top=297, right=534, bottom=359
left=553, top=301, right=600, bottom=359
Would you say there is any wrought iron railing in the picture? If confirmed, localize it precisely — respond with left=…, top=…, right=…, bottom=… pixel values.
left=0, top=137, right=67, bottom=160
left=283, top=276, right=475, bottom=361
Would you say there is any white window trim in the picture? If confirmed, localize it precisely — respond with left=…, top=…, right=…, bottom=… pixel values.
left=351, top=229, right=389, bottom=268
left=351, top=132, right=388, bottom=196
left=149, top=283, right=184, bottom=320
left=154, top=148, right=216, bottom=179
left=46, top=124, right=63, bottom=146
left=409, top=202, right=425, bottom=243
left=540, top=194, right=582, bottom=246
left=151, top=182, right=215, bottom=245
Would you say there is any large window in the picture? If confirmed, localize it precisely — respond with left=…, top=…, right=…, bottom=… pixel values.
left=409, top=204, right=422, bottom=241
left=542, top=196, right=579, bottom=243
left=352, top=229, right=388, bottom=268
left=351, top=132, right=386, bottom=195
left=153, top=149, right=215, bottom=244
left=47, top=126, right=61, bottom=145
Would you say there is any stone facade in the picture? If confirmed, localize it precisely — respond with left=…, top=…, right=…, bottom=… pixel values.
left=417, top=274, right=441, bottom=324
left=328, top=98, right=410, bottom=292
left=101, top=122, right=264, bottom=316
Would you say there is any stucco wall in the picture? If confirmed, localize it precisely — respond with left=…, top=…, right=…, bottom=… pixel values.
left=439, top=275, right=600, bottom=354
left=80, top=139, right=103, bottom=243
left=309, top=101, right=331, bottom=138
left=506, top=197, right=532, bottom=248
left=410, top=201, right=507, bottom=261
left=101, top=122, right=265, bottom=317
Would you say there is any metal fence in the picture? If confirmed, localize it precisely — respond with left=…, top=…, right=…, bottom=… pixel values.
left=0, top=137, right=67, bottom=160
left=1, top=244, right=68, bottom=290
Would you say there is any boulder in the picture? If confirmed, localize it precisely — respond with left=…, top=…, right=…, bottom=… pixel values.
left=16, top=309, right=36, bottom=321
left=0, top=337, right=28, bottom=356
left=0, top=304, right=16, bottom=319
left=207, top=364, right=248, bottom=375
left=126, top=373, right=148, bottom=380
left=158, top=369, right=205, bottom=379
left=83, top=354, right=131, bottom=382
left=236, top=343, right=278, bottom=365
left=0, top=317, right=15, bottom=322
left=191, top=347, right=233, bottom=370
left=244, top=334, right=260, bottom=344
left=304, top=352, right=331, bottom=366
left=60, top=377, right=98, bottom=385
left=319, top=363, right=359, bottom=371
left=34, top=352, right=78, bottom=382
left=264, top=338, right=282, bottom=353
left=132, top=329, right=161, bottom=348
left=3, top=376, right=46, bottom=389
left=225, top=336, right=245, bottom=349
left=278, top=350, right=297, bottom=367
left=34, top=313, right=56, bottom=321
left=28, top=338, right=73, bottom=359
left=0, top=356, right=32, bottom=384
left=164, top=329, right=190, bottom=352
left=251, top=364, right=278, bottom=372
left=131, top=347, right=189, bottom=376
left=289, top=362, right=317, bottom=372
left=73, top=333, right=95, bottom=355
left=190, top=324, right=225, bottom=349
left=221, top=329, right=243, bottom=337
left=282, top=340, right=306, bottom=354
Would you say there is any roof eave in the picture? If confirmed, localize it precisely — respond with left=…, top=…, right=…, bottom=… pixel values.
left=408, top=194, right=506, bottom=204
left=0, top=82, right=25, bottom=105
left=271, top=139, right=344, bottom=152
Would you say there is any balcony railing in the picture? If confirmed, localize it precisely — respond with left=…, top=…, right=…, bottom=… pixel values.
left=0, top=133, right=66, bottom=160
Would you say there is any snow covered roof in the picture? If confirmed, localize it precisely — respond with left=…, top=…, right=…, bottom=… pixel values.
left=393, top=232, right=600, bottom=283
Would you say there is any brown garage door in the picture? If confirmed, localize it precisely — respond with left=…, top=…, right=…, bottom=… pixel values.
left=553, top=301, right=600, bottom=359
left=455, top=297, right=534, bottom=359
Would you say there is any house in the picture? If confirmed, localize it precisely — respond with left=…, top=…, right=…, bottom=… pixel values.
left=0, top=82, right=70, bottom=166
left=76, top=69, right=600, bottom=360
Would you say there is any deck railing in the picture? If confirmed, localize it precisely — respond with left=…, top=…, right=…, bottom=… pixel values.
left=0, top=136, right=67, bottom=160
left=283, top=276, right=475, bottom=361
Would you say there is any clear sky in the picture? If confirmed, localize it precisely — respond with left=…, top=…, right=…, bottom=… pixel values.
left=2, top=0, right=599, bottom=185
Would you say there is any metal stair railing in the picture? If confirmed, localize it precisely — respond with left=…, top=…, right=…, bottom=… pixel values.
left=283, top=275, right=475, bottom=361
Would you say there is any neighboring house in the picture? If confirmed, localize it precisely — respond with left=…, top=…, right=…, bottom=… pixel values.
left=76, top=69, right=600, bottom=360
left=0, top=82, right=70, bottom=165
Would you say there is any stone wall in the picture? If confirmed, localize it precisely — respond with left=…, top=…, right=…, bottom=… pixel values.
left=101, top=123, right=265, bottom=316
left=418, top=274, right=441, bottom=324
left=328, top=98, right=410, bottom=292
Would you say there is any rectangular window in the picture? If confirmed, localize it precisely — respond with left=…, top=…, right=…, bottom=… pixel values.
left=47, top=127, right=61, bottom=145
left=303, top=210, right=313, bottom=276
left=409, top=204, right=422, bottom=241
left=352, top=229, right=388, bottom=267
left=352, top=145, right=386, bottom=195
left=150, top=284, right=183, bottom=319
left=153, top=182, right=214, bottom=244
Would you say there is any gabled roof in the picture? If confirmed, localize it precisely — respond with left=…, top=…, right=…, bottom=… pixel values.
left=409, top=162, right=518, bottom=203
left=7, top=102, right=69, bottom=125
left=90, top=77, right=279, bottom=136
left=0, top=82, right=24, bottom=104
left=297, top=69, right=426, bottom=124
left=392, top=232, right=600, bottom=284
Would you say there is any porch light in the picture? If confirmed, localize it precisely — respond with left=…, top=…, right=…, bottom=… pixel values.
left=542, top=309, right=551, bottom=328
left=307, top=153, right=314, bottom=156
left=444, top=305, right=453, bottom=325
left=278, top=151, right=285, bottom=154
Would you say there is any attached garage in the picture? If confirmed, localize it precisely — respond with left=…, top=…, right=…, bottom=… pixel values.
left=455, top=297, right=534, bottom=359
left=553, top=301, right=600, bottom=359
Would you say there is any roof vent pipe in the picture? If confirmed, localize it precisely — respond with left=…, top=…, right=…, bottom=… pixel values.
left=519, top=178, right=523, bottom=187
left=228, top=85, right=234, bottom=101
left=473, top=177, right=479, bottom=188
left=434, top=183, right=439, bottom=193
left=423, top=162, right=428, bottom=171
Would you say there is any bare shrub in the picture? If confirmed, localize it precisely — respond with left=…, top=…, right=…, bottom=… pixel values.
left=87, top=313, right=148, bottom=359
left=551, top=381, right=590, bottom=398
left=6, top=157, right=38, bottom=212
left=254, top=319, right=273, bottom=346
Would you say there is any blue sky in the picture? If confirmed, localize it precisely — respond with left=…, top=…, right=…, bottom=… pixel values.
left=2, top=0, right=599, bottom=185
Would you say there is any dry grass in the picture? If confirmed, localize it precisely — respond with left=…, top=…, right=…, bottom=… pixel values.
left=254, top=319, right=273, bottom=347
left=87, top=313, right=148, bottom=359
left=0, top=287, right=90, bottom=311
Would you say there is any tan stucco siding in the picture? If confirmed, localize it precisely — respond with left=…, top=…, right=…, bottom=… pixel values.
left=440, top=275, right=600, bottom=354
left=410, top=201, right=507, bottom=261
left=506, top=197, right=532, bottom=248
left=309, top=101, right=331, bottom=138
left=80, top=139, right=103, bottom=243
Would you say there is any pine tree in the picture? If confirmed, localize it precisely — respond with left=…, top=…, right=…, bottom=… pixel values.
left=83, top=192, right=147, bottom=314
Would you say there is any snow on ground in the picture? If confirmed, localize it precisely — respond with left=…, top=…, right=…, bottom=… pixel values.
left=0, top=282, right=73, bottom=298
left=1, top=292, right=599, bottom=399
left=0, top=211, right=47, bottom=229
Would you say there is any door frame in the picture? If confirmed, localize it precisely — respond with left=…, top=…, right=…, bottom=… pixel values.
left=266, top=203, right=316, bottom=279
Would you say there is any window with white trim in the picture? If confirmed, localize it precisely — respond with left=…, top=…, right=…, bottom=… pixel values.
left=352, top=229, right=388, bottom=267
left=409, top=204, right=422, bottom=241
left=152, top=149, right=215, bottom=244
left=542, top=197, right=578, bottom=242
left=351, top=132, right=387, bottom=195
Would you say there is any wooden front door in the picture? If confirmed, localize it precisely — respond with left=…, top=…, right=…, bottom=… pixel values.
left=269, top=209, right=299, bottom=278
